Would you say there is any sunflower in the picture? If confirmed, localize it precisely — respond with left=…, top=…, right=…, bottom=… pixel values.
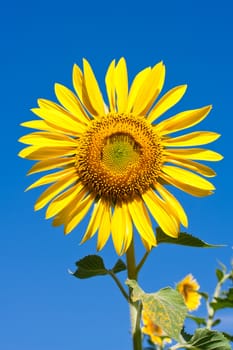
left=141, top=310, right=172, bottom=346
left=177, top=274, right=201, bottom=311
left=18, top=58, right=222, bottom=255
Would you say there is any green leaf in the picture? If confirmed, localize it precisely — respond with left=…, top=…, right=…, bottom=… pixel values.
left=156, top=227, right=223, bottom=248
left=222, top=332, right=233, bottom=342
left=187, top=314, right=207, bottom=326
left=126, top=279, right=144, bottom=298
left=73, top=255, right=108, bottom=279
left=216, top=268, right=224, bottom=282
left=126, top=279, right=187, bottom=341
left=217, top=261, right=227, bottom=274
left=199, top=291, right=209, bottom=300
left=181, top=327, right=193, bottom=342
left=145, top=337, right=157, bottom=349
left=111, top=259, right=127, bottom=274
left=72, top=255, right=127, bottom=279
left=211, top=288, right=233, bottom=311
left=187, top=328, right=231, bottom=349
left=212, top=319, right=221, bottom=327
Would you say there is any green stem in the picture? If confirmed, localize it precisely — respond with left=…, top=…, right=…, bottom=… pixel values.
left=136, top=251, right=150, bottom=275
left=206, top=272, right=231, bottom=329
left=126, top=236, right=142, bottom=350
left=169, top=344, right=198, bottom=350
left=108, top=270, right=129, bottom=302
left=169, top=334, right=189, bottom=349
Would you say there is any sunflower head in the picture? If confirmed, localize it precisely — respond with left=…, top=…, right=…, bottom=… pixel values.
left=177, top=274, right=201, bottom=311
left=18, top=58, right=223, bottom=255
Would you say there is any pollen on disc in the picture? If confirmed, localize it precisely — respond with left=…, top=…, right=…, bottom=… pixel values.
left=75, top=113, right=163, bottom=201
left=101, top=133, right=141, bottom=173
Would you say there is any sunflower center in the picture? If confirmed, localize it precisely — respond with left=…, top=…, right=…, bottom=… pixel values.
left=76, top=113, right=164, bottom=202
left=102, top=133, right=141, bottom=173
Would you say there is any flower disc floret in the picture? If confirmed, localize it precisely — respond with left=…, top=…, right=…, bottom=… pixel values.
left=76, top=113, right=163, bottom=202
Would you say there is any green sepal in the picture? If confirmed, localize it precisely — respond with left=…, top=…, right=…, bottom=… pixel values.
left=72, top=255, right=126, bottom=279
left=186, top=328, right=231, bottom=349
left=126, top=279, right=187, bottom=341
left=156, top=227, right=223, bottom=248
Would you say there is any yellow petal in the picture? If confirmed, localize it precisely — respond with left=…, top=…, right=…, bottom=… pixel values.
left=128, top=197, right=156, bottom=247
left=54, top=83, right=89, bottom=123
left=177, top=274, right=201, bottom=311
left=163, top=131, right=220, bottom=147
left=142, top=189, right=179, bottom=238
left=27, top=157, right=75, bottom=175
left=161, top=173, right=213, bottom=197
left=121, top=202, right=133, bottom=253
left=165, top=148, right=223, bottom=161
left=26, top=168, right=77, bottom=191
left=103, top=102, right=109, bottom=114
left=96, top=201, right=111, bottom=251
left=20, top=120, right=58, bottom=132
left=31, top=107, right=86, bottom=135
left=81, top=199, right=103, bottom=244
left=140, top=236, right=153, bottom=251
left=162, top=165, right=215, bottom=191
left=165, top=157, right=216, bottom=177
left=126, top=67, right=151, bottom=113
left=72, top=64, right=97, bottom=116
left=22, top=113, right=82, bottom=137
left=72, top=64, right=84, bottom=103
left=18, top=146, right=75, bottom=160
left=46, top=183, right=85, bottom=219
left=132, top=62, right=165, bottom=115
left=111, top=203, right=126, bottom=255
left=35, top=175, right=77, bottom=211
left=148, top=85, right=187, bottom=123
left=64, top=193, right=94, bottom=234
left=19, top=132, right=77, bottom=147
left=37, top=98, right=89, bottom=131
left=38, top=98, right=66, bottom=111
left=83, top=59, right=105, bottom=115
left=105, top=59, right=116, bottom=112
left=114, top=57, right=128, bottom=112
left=155, top=105, right=212, bottom=135
left=52, top=194, right=84, bottom=227
left=155, top=183, right=188, bottom=227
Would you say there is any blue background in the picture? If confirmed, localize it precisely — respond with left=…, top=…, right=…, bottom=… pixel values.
left=1, top=0, right=232, bottom=349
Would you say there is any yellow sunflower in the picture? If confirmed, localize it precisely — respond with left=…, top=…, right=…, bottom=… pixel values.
left=177, top=274, right=201, bottom=311
left=18, top=58, right=222, bottom=255
left=141, top=310, right=172, bottom=346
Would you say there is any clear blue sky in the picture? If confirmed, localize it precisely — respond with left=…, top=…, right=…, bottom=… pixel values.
left=1, top=1, right=232, bottom=349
